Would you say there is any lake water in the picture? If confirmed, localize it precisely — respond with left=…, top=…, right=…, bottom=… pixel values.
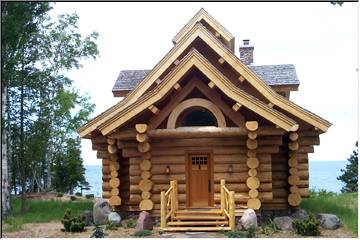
left=83, top=160, right=347, bottom=197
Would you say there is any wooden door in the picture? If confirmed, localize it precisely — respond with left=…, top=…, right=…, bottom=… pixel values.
left=187, top=153, right=213, bottom=207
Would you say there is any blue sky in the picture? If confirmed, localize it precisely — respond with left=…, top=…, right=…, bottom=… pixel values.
left=50, top=2, right=358, bottom=165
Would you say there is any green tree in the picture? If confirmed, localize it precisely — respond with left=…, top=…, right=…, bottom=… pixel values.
left=2, top=2, right=98, bottom=213
left=337, top=142, right=358, bottom=193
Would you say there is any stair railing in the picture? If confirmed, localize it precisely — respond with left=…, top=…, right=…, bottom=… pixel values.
left=160, top=180, right=178, bottom=229
left=220, top=179, right=235, bottom=230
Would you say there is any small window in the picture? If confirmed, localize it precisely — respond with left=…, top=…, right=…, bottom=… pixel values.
left=179, top=108, right=217, bottom=127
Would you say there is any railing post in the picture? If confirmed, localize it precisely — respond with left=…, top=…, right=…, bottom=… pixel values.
left=170, top=180, right=176, bottom=218
left=174, top=180, right=178, bottom=210
left=160, top=191, right=166, bottom=229
left=220, top=179, right=225, bottom=213
left=229, top=191, right=235, bottom=230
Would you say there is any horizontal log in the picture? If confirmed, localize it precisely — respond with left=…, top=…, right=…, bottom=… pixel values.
left=148, top=127, right=248, bottom=138
left=214, top=163, right=271, bottom=173
left=102, top=191, right=111, bottom=199
left=92, top=143, right=107, bottom=151
left=122, top=148, right=140, bottom=158
left=102, top=182, right=111, bottom=191
left=214, top=172, right=272, bottom=183
left=102, top=166, right=110, bottom=174
left=91, top=136, right=107, bottom=144
left=214, top=183, right=272, bottom=192
left=298, top=131, right=320, bottom=137
left=98, top=151, right=109, bottom=159
left=214, top=192, right=272, bottom=202
left=109, top=128, right=137, bottom=140
left=273, top=180, right=288, bottom=188
left=299, top=188, right=310, bottom=197
left=298, top=136, right=320, bottom=146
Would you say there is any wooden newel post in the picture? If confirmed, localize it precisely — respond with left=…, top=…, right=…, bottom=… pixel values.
left=174, top=180, right=178, bottom=210
left=160, top=191, right=166, bottom=229
left=229, top=191, right=235, bottom=230
left=170, top=180, right=176, bottom=218
left=220, top=179, right=225, bottom=213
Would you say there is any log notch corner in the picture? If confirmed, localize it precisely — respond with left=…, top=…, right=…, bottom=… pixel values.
left=136, top=124, right=154, bottom=211
left=245, top=121, right=261, bottom=210
left=287, top=131, right=302, bottom=207
left=107, top=138, right=122, bottom=208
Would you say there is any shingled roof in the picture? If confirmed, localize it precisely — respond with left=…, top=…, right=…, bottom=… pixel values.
left=112, top=64, right=299, bottom=94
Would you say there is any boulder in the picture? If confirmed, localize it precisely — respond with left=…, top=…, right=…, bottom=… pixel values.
left=136, top=211, right=153, bottom=231
left=291, top=208, right=309, bottom=221
left=82, top=210, right=94, bottom=226
left=93, top=199, right=112, bottom=225
left=108, top=212, right=121, bottom=226
left=274, top=216, right=293, bottom=231
left=238, top=209, right=257, bottom=230
left=316, top=213, right=341, bottom=230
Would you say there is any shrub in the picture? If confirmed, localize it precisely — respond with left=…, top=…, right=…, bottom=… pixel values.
left=261, top=219, right=280, bottom=235
left=105, top=222, right=118, bottom=230
left=124, top=219, right=137, bottom=228
left=56, top=193, right=63, bottom=197
left=61, top=208, right=85, bottom=232
left=91, top=225, right=105, bottom=238
left=85, top=194, right=94, bottom=199
left=293, top=214, right=320, bottom=236
left=75, top=192, right=82, bottom=196
left=133, top=229, right=152, bottom=237
left=224, top=226, right=256, bottom=238
left=70, top=196, right=77, bottom=201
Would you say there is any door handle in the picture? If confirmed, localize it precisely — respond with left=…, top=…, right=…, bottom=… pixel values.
left=208, top=180, right=211, bottom=192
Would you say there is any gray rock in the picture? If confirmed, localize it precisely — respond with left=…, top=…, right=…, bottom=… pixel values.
left=93, top=199, right=112, bottom=225
left=82, top=210, right=94, bottom=226
left=108, top=212, right=121, bottom=226
left=291, top=208, right=309, bottom=221
left=316, top=213, right=341, bottom=230
left=238, top=209, right=257, bottom=230
left=136, top=211, right=153, bottom=231
left=274, top=216, right=293, bottom=231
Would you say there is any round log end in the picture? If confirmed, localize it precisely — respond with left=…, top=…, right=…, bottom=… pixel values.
left=140, top=159, right=152, bottom=171
left=247, top=198, right=261, bottom=210
left=109, top=196, right=122, bottom=206
left=141, top=171, right=151, bottom=180
left=245, top=121, right=258, bottom=131
left=248, top=168, right=258, bottom=177
left=135, top=124, right=148, bottom=134
left=139, top=199, right=154, bottom=210
left=248, top=189, right=259, bottom=198
left=139, top=179, right=153, bottom=192
left=246, top=139, right=258, bottom=150
left=288, top=175, right=300, bottom=186
left=141, top=191, right=151, bottom=200
left=246, top=157, right=259, bottom=169
left=288, top=192, right=301, bottom=206
left=246, top=176, right=260, bottom=189
left=247, top=150, right=257, bottom=158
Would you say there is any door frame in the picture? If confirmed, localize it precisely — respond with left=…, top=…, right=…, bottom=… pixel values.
left=185, top=150, right=214, bottom=208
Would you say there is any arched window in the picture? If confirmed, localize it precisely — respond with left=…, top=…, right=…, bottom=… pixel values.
left=178, top=107, right=217, bottom=127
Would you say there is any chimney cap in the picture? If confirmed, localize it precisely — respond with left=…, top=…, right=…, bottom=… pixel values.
left=243, top=39, right=250, bottom=45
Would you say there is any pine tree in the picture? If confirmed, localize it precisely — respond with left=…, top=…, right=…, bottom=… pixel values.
left=337, top=142, right=358, bottom=193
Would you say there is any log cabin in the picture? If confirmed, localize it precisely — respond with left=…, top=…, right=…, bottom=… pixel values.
left=77, top=8, right=331, bottom=231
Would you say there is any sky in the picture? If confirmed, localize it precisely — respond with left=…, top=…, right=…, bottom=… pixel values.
left=50, top=2, right=359, bottom=165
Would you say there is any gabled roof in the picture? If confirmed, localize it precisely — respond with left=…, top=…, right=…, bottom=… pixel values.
left=99, top=49, right=299, bottom=135
left=172, top=8, right=234, bottom=47
left=112, top=64, right=299, bottom=93
left=78, top=16, right=331, bottom=138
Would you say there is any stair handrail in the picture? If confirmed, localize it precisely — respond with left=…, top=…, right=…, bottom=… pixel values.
left=160, top=180, right=178, bottom=229
left=220, top=179, right=235, bottom=230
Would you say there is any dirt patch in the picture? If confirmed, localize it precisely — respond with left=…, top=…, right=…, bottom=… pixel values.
left=2, top=221, right=356, bottom=238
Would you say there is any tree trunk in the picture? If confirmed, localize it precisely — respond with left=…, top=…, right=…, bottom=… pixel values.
left=20, top=70, right=27, bottom=213
left=1, top=83, right=11, bottom=216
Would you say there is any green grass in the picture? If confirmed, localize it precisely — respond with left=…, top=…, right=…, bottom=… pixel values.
left=301, top=190, right=358, bottom=234
left=3, top=197, right=93, bottom=232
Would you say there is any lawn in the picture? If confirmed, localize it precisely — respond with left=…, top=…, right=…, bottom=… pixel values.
left=301, top=190, right=358, bottom=234
left=3, top=197, right=93, bottom=232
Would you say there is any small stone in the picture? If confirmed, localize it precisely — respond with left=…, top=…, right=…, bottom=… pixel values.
left=291, top=208, right=309, bottom=221
left=93, top=199, right=112, bottom=225
left=108, top=212, right=121, bottom=226
left=274, top=216, right=293, bottom=231
left=136, top=211, right=153, bottom=231
left=238, top=209, right=257, bottom=230
left=82, top=210, right=94, bottom=226
left=316, top=213, right=341, bottom=230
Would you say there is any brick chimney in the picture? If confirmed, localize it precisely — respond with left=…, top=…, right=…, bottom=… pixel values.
left=239, top=39, right=254, bottom=65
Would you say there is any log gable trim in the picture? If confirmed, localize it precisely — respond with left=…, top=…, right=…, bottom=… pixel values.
left=78, top=21, right=330, bottom=138
left=98, top=49, right=298, bottom=134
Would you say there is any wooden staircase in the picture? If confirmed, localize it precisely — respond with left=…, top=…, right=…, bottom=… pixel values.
left=164, top=209, right=231, bottom=231
left=160, top=180, right=237, bottom=232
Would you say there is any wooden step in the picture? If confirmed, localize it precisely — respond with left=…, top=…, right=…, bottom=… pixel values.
left=167, top=221, right=229, bottom=226
left=173, top=215, right=226, bottom=221
left=164, top=226, right=232, bottom=232
left=176, top=210, right=222, bottom=215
